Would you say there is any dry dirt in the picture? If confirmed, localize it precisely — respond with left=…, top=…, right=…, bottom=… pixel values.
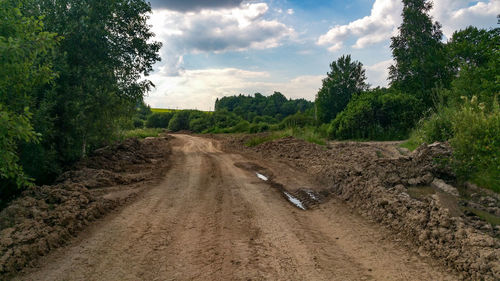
left=10, top=134, right=459, bottom=281
left=0, top=137, right=172, bottom=279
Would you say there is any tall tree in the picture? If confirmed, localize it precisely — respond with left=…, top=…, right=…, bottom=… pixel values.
left=315, top=54, right=368, bottom=123
left=445, top=26, right=500, bottom=104
left=0, top=0, right=58, bottom=205
left=18, top=0, right=161, bottom=179
left=389, top=0, right=449, bottom=107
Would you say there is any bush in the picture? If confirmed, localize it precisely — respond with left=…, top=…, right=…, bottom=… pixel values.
left=253, top=115, right=277, bottom=124
left=249, top=122, right=270, bottom=133
left=279, top=112, right=315, bottom=129
left=189, top=117, right=213, bottom=133
left=450, top=97, right=499, bottom=192
left=405, top=96, right=499, bottom=192
left=133, top=118, right=144, bottom=128
left=168, top=111, right=191, bottom=132
left=328, top=89, right=421, bottom=140
left=213, top=109, right=241, bottom=128
left=146, top=112, right=173, bottom=128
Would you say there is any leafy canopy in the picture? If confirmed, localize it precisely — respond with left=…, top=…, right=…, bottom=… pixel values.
left=315, top=54, right=368, bottom=123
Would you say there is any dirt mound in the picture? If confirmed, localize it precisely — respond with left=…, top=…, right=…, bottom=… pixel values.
left=0, top=137, right=172, bottom=278
left=220, top=135, right=500, bottom=280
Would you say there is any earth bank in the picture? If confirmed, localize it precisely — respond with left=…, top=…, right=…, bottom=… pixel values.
left=215, top=134, right=500, bottom=280
left=0, top=137, right=172, bottom=278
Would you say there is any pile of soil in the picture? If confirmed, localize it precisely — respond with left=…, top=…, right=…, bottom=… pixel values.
left=220, top=135, right=500, bottom=280
left=0, top=137, right=171, bottom=278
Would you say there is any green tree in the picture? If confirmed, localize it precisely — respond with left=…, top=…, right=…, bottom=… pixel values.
left=389, top=0, right=450, bottom=107
left=315, top=54, right=368, bottom=123
left=0, top=0, right=58, bottom=206
left=18, top=0, right=161, bottom=176
left=445, top=26, right=499, bottom=105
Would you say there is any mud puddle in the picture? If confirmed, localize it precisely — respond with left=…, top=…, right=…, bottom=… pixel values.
left=236, top=162, right=323, bottom=211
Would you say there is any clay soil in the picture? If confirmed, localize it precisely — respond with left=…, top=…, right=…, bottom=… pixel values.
left=10, top=134, right=460, bottom=281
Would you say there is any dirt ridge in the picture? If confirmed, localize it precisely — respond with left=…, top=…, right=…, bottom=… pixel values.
left=0, top=137, right=172, bottom=278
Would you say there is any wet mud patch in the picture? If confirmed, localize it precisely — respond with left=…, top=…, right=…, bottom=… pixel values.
left=234, top=161, right=324, bottom=210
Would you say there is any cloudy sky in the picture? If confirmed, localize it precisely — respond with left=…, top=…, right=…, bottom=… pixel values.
left=145, top=0, right=500, bottom=110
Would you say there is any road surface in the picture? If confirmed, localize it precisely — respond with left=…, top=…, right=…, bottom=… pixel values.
left=17, top=135, right=455, bottom=281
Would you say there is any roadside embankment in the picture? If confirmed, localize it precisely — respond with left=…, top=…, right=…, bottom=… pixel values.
left=0, top=137, right=171, bottom=278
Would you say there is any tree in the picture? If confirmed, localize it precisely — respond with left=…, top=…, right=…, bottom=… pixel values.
left=445, top=26, right=500, bottom=104
left=389, top=0, right=450, bottom=107
left=17, top=0, right=161, bottom=178
left=0, top=0, right=58, bottom=206
left=315, top=54, right=368, bottom=123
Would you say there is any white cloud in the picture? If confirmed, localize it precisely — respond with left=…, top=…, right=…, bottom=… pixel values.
left=365, top=59, right=393, bottom=88
left=287, top=8, right=294, bottom=15
left=317, top=0, right=402, bottom=51
left=317, top=0, right=500, bottom=52
left=150, top=3, right=295, bottom=75
left=145, top=68, right=322, bottom=110
left=431, top=0, right=500, bottom=39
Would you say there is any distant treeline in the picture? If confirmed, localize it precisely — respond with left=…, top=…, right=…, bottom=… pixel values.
left=135, top=92, right=316, bottom=134
left=215, top=92, right=313, bottom=123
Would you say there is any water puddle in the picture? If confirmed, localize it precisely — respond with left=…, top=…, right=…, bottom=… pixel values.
left=283, top=191, right=306, bottom=210
left=304, top=190, right=319, bottom=201
left=256, top=173, right=268, bottom=181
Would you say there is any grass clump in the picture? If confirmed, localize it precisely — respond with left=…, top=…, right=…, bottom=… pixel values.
left=120, top=128, right=164, bottom=140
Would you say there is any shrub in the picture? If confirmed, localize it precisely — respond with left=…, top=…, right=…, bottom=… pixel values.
left=450, top=97, right=499, bottom=192
left=328, top=89, right=421, bottom=140
left=223, top=120, right=250, bottom=133
left=248, top=122, right=270, bottom=133
left=279, top=112, right=315, bottom=129
left=189, top=117, right=213, bottom=133
left=168, top=111, right=191, bottom=132
left=146, top=112, right=173, bottom=128
left=253, top=115, right=277, bottom=124
left=405, top=96, right=499, bottom=192
left=133, top=117, right=144, bottom=128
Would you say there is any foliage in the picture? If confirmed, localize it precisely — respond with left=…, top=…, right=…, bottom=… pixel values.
left=0, top=0, right=57, bottom=202
left=215, top=92, right=313, bottom=122
left=279, top=112, right=316, bottom=129
left=146, top=112, right=174, bottom=128
left=315, top=54, right=368, bottom=123
left=444, top=27, right=499, bottom=105
left=119, top=128, right=163, bottom=140
left=450, top=97, right=499, bottom=192
left=406, top=96, right=499, bottom=192
left=19, top=0, right=161, bottom=171
left=168, top=111, right=191, bottom=132
left=328, top=89, right=421, bottom=140
left=389, top=0, right=450, bottom=107
left=248, top=122, right=271, bottom=134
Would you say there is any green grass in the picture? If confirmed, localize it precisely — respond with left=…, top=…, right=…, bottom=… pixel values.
left=120, top=128, right=164, bottom=140
left=151, top=108, right=178, bottom=113
left=462, top=207, right=500, bottom=226
left=244, top=133, right=283, bottom=147
left=400, top=139, right=420, bottom=151
left=244, top=126, right=327, bottom=147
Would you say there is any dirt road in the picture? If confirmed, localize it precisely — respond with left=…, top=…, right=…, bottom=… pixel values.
left=16, top=135, right=455, bottom=281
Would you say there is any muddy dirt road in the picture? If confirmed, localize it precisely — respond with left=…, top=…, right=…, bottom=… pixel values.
left=16, top=135, right=455, bottom=281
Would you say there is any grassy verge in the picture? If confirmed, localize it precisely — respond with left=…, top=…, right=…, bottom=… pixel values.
left=244, top=126, right=327, bottom=147
left=119, top=128, right=164, bottom=140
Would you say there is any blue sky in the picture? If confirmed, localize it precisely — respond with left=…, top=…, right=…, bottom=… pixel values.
left=145, top=0, right=500, bottom=110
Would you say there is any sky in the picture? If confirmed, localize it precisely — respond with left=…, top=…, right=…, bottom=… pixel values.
left=144, top=0, right=500, bottom=110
